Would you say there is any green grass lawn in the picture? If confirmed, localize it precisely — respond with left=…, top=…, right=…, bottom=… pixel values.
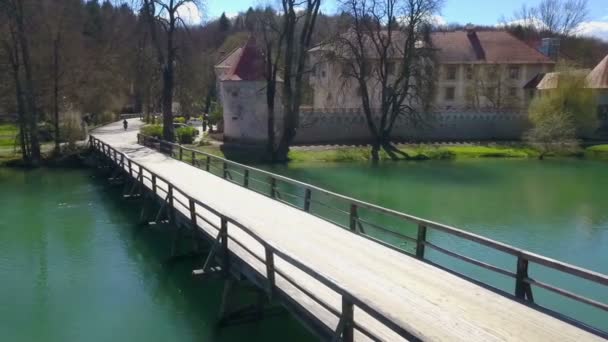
left=585, top=144, right=608, bottom=160
left=288, top=144, right=540, bottom=162
left=0, top=124, right=18, bottom=147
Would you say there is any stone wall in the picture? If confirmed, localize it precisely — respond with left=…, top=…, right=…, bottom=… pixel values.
left=293, top=108, right=531, bottom=144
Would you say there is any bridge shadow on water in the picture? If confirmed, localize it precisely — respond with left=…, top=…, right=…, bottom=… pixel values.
left=88, top=169, right=315, bottom=342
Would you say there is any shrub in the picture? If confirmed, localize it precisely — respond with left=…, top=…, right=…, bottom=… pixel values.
left=176, top=126, right=197, bottom=144
left=37, top=122, right=54, bottom=142
left=140, top=124, right=163, bottom=138
left=174, top=116, right=186, bottom=124
left=59, top=110, right=86, bottom=149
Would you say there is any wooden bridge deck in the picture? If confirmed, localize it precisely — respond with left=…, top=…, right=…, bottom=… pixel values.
left=91, top=119, right=604, bottom=341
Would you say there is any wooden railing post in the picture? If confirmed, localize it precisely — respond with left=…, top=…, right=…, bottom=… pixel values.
left=220, top=217, right=229, bottom=276
left=515, top=255, right=533, bottom=302
left=138, top=165, right=143, bottom=183
left=167, top=185, right=174, bottom=223
left=304, top=188, right=312, bottom=212
left=128, top=159, right=132, bottom=177
left=265, top=246, right=275, bottom=299
left=349, top=204, right=358, bottom=232
left=243, top=169, right=249, bottom=188
left=270, top=177, right=276, bottom=198
left=191, top=151, right=195, bottom=166
left=416, top=224, right=427, bottom=259
left=152, top=174, right=157, bottom=194
left=341, top=297, right=354, bottom=342
left=222, top=161, right=228, bottom=179
left=179, top=145, right=183, bottom=161
left=205, top=156, right=210, bottom=171
left=189, top=199, right=197, bottom=226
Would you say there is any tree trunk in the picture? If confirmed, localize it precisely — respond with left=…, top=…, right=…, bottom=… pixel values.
left=371, top=142, right=380, bottom=162
left=266, top=80, right=276, bottom=161
left=161, top=65, right=174, bottom=141
left=53, top=37, right=60, bottom=154
left=15, top=0, right=41, bottom=165
left=161, top=11, right=176, bottom=142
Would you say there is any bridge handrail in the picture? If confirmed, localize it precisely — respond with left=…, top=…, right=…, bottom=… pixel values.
left=137, top=135, right=608, bottom=280
left=91, top=135, right=423, bottom=341
left=137, top=134, right=608, bottom=336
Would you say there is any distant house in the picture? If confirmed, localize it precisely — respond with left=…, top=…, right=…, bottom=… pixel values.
left=586, top=54, right=608, bottom=124
left=308, top=28, right=555, bottom=111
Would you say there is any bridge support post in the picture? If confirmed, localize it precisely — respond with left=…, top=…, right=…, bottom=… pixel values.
left=333, top=297, right=354, bottom=342
left=416, top=224, right=427, bottom=259
left=515, top=255, right=534, bottom=302
left=303, top=189, right=312, bottom=212
left=349, top=204, right=358, bottom=232
left=216, top=279, right=286, bottom=328
left=265, top=246, right=275, bottom=300
left=221, top=217, right=229, bottom=277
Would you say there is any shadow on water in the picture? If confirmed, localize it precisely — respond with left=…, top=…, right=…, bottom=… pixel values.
left=87, top=169, right=314, bottom=342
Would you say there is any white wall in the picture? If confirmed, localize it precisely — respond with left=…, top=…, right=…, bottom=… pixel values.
left=293, top=109, right=531, bottom=144
left=220, top=80, right=283, bottom=144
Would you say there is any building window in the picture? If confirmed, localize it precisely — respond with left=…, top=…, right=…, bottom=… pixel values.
left=509, top=87, right=518, bottom=97
left=444, top=87, right=455, bottom=101
left=508, top=66, right=520, bottom=80
left=486, top=66, right=498, bottom=79
left=446, top=65, right=457, bottom=80
left=466, top=65, right=473, bottom=80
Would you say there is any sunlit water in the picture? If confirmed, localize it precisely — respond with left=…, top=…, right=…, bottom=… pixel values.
left=266, top=158, right=608, bottom=332
left=0, top=168, right=313, bottom=342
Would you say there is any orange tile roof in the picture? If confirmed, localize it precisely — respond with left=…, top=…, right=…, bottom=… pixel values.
left=431, top=30, right=554, bottom=64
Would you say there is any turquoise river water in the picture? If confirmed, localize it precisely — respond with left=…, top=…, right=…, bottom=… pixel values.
left=1, top=158, right=607, bottom=340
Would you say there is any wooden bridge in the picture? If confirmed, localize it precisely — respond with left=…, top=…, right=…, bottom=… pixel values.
left=89, top=119, right=608, bottom=341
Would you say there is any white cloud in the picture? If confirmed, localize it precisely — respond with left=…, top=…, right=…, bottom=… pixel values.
left=576, top=20, right=608, bottom=41
left=430, top=14, right=446, bottom=26
left=176, top=2, right=202, bottom=25
left=499, top=17, right=608, bottom=42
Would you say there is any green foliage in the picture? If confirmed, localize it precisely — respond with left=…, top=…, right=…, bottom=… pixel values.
left=174, top=116, right=186, bottom=124
left=59, top=110, right=86, bottom=149
left=528, top=65, right=598, bottom=135
left=585, top=144, right=608, bottom=160
left=209, top=102, right=223, bottom=125
left=140, top=125, right=163, bottom=138
left=176, top=126, right=197, bottom=144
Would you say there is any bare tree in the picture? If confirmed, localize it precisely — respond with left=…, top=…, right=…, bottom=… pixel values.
left=254, top=7, right=285, bottom=160
left=1, top=0, right=41, bottom=165
left=510, top=0, right=588, bottom=36
left=140, top=0, right=202, bottom=141
left=326, top=0, right=440, bottom=161
left=464, top=65, right=520, bottom=112
left=276, top=0, right=322, bottom=161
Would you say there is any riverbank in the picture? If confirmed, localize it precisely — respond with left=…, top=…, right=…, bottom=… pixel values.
left=0, top=144, right=89, bottom=167
left=187, top=142, right=608, bottom=163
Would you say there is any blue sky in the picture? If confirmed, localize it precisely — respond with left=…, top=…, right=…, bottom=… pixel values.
left=202, top=0, right=608, bottom=40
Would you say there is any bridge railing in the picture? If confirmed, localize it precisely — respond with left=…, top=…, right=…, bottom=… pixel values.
left=136, top=133, right=608, bottom=337
left=91, top=135, right=424, bottom=342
